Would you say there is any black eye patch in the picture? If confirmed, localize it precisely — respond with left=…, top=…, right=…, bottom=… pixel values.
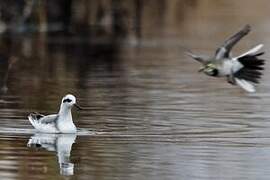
left=63, top=98, right=72, bottom=103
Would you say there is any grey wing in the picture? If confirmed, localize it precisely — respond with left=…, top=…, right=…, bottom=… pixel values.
left=39, top=114, right=59, bottom=124
left=215, top=25, right=251, bottom=60
left=185, top=50, right=210, bottom=64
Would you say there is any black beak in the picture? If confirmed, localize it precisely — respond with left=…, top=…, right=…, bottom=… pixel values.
left=74, top=103, right=83, bottom=110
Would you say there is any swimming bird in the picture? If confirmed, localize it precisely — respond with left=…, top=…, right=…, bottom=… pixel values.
left=28, top=94, right=82, bottom=133
left=186, top=25, right=265, bottom=92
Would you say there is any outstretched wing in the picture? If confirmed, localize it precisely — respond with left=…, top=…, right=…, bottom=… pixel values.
left=233, top=46, right=265, bottom=83
left=215, top=25, right=251, bottom=60
left=185, top=50, right=210, bottom=64
left=232, top=49, right=265, bottom=93
left=235, top=78, right=256, bottom=93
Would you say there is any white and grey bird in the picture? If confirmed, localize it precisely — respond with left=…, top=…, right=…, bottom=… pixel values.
left=186, top=25, right=265, bottom=92
left=28, top=94, right=82, bottom=133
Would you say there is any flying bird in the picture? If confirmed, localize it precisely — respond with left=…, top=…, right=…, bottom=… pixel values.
left=186, top=25, right=265, bottom=92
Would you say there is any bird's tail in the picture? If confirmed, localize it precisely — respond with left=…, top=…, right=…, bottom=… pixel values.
left=233, top=44, right=265, bottom=92
left=28, top=112, right=44, bottom=127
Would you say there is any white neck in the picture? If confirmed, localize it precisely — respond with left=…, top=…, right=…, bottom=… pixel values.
left=57, top=104, right=77, bottom=133
left=58, top=104, right=73, bottom=122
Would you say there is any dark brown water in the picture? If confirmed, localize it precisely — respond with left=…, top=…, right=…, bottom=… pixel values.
left=1, top=1, right=270, bottom=180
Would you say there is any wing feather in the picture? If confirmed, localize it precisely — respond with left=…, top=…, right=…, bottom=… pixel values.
left=215, top=25, right=251, bottom=59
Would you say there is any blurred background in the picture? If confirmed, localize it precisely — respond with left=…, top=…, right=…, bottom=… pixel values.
left=0, top=0, right=269, bottom=105
left=1, top=0, right=270, bottom=180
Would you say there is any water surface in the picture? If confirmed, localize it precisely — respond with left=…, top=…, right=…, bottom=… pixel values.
left=1, top=1, right=270, bottom=180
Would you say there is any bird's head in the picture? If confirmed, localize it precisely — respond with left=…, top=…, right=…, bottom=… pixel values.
left=199, top=63, right=218, bottom=76
left=61, top=94, right=82, bottom=110
left=185, top=51, right=218, bottom=76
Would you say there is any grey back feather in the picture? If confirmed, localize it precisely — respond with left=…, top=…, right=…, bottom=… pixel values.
left=39, top=114, right=59, bottom=124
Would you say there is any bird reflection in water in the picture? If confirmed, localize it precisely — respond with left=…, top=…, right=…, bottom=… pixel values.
left=27, top=133, right=77, bottom=176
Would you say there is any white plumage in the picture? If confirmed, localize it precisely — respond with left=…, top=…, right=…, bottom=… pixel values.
left=28, top=94, right=82, bottom=133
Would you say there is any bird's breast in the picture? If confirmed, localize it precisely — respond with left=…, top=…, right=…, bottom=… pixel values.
left=217, top=60, right=235, bottom=76
left=57, top=116, right=77, bottom=133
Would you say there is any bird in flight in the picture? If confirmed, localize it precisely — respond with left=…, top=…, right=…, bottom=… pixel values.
left=186, top=25, right=265, bottom=92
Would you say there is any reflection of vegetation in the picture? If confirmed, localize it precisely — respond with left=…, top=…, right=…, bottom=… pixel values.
left=0, top=1, right=198, bottom=38
left=0, top=56, right=17, bottom=94
left=0, top=137, right=61, bottom=179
